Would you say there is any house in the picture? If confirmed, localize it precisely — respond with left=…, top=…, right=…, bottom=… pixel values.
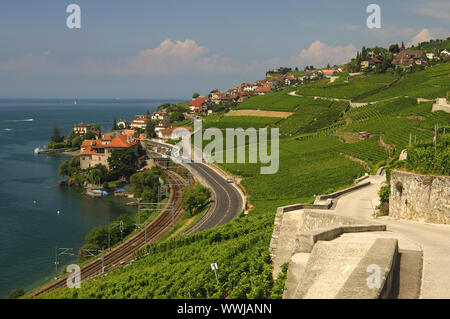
left=116, top=119, right=129, bottom=129
left=73, top=123, right=99, bottom=136
left=254, top=86, right=272, bottom=95
left=189, top=98, right=208, bottom=113
left=220, top=94, right=238, bottom=105
left=157, top=126, right=193, bottom=140
left=360, top=57, right=382, bottom=69
left=210, top=90, right=222, bottom=105
left=130, top=115, right=148, bottom=130
left=440, top=49, right=450, bottom=56
left=242, top=83, right=257, bottom=92
left=151, top=111, right=170, bottom=122
left=322, top=69, right=337, bottom=77
left=80, top=134, right=138, bottom=170
left=121, top=129, right=138, bottom=138
left=426, top=52, right=438, bottom=60
left=392, top=50, right=427, bottom=66
left=154, top=120, right=172, bottom=135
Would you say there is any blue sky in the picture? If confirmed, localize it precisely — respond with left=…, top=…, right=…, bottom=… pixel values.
left=0, top=0, right=448, bottom=99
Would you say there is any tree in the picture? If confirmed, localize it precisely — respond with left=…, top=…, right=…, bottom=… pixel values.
left=401, top=41, right=405, bottom=49
left=87, top=164, right=108, bottom=185
left=170, top=112, right=185, bottom=123
left=107, top=148, right=139, bottom=180
left=8, top=288, right=25, bottom=299
left=65, top=130, right=76, bottom=147
left=181, top=184, right=211, bottom=216
left=71, top=135, right=82, bottom=148
left=84, top=131, right=96, bottom=140
left=112, top=118, right=118, bottom=131
left=146, top=119, right=157, bottom=138
left=389, top=44, right=399, bottom=53
left=58, top=157, right=80, bottom=177
left=51, top=123, right=63, bottom=143
left=192, top=92, right=200, bottom=99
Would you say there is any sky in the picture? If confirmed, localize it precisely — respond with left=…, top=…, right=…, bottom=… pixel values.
left=0, top=0, right=448, bottom=99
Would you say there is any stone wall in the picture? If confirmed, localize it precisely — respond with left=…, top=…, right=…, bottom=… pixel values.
left=389, top=170, right=450, bottom=224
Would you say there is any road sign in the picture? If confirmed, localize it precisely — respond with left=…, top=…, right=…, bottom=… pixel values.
left=211, top=263, right=218, bottom=270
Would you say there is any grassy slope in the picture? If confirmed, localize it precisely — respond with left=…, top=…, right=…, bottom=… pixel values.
left=37, top=64, right=450, bottom=299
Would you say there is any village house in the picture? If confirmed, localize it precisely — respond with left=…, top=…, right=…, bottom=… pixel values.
left=210, top=90, right=222, bottom=105
left=360, top=57, right=382, bottom=69
left=157, top=126, right=193, bottom=140
left=73, top=123, right=100, bottom=136
left=392, top=50, right=428, bottom=66
left=254, top=86, right=272, bottom=95
left=189, top=98, right=208, bottom=113
left=151, top=111, right=170, bottom=122
left=130, top=115, right=149, bottom=130
left=79, top=134, right=138, bottom=170
left=440, top=49, right=450, bottom=56
left=154, top=120, right=172, bottom=135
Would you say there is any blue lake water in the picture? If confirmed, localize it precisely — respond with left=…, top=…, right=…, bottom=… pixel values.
left=0, top=99, right=181, bottom=298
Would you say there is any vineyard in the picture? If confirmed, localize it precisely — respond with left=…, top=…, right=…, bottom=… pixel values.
left=34, top=52, right=450, bottom=300
left=358, top=63, right=450, bottom=101
left=296, top=73, right=399, bottom=100
left=203, top=115, right=280, bottom=130
left=236, top=91, right=305, bottom=111
left=277, top=99, right=348, bottom=136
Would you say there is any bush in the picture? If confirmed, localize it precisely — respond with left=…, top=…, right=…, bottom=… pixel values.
left=48, top=142, right=66, bottom=149
left=8, top=288, right=25, bottom=299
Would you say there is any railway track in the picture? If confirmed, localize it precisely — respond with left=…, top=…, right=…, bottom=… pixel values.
left=31, top=169, right=186, bottom=297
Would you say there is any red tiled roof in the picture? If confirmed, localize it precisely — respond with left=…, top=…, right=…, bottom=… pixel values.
left=255, top=86, right=271, bottom=93
left=190, top=98, right=207, bottom=107
left=106, top=135, right=136, bottom=148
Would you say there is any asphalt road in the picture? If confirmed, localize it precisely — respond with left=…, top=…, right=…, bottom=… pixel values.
left=147, top=140, right=244, bottom=232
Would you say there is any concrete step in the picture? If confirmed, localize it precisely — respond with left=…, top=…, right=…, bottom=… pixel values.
left=285, top=237, right=399, bottom=299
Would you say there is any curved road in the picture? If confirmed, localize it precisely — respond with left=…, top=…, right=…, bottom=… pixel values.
left=147, top=140, right=244, bottom=232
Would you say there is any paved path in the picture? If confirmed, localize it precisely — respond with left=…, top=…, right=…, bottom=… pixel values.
left=329, top=175, right=450, bottom=299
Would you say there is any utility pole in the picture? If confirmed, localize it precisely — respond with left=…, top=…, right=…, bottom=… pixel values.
left=83, top=248, right=105, bottom=273
left=54, top=247, right=74, bottom=278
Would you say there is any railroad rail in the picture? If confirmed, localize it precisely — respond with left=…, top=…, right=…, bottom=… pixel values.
left=31, top=170, right=186, bottom=297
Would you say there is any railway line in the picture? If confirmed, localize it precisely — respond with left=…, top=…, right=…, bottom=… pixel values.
left=31, top=169, right=186, bottom=297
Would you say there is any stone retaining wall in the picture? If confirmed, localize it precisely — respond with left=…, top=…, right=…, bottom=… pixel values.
left=389, top=170, right=450, bottom=224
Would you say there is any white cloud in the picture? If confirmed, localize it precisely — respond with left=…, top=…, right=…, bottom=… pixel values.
left=0, top=51, right=60, bottom=74
left=0, top=39, right=276, bottom=77
left=410, top=0, right=450, bottom=21
left=342, top=24, right=360, bottom=32
left=289, top=40, right=357, bottom=68
left=407, top=28, right=450, bottom=47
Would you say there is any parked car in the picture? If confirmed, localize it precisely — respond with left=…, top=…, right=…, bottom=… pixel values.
left=226, top=178, right=233, bottom=183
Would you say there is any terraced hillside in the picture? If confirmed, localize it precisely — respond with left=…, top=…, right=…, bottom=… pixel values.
left=36, top=61, right=450, bottom=300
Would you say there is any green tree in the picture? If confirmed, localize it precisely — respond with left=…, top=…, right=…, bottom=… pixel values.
left=112, top=118, right=118, bottom=131
left=192, top=92, right=200, bottom=99
left=107, top=148, right=139, bottom=180
left=8, top=288, right=25, bottom=299
left=146, top=119, right=157, bottom=138
left=181, top=184, right=211, bottom=216
left=58, top=157, right=81, bottom=177
left=84, top=131, right=96, bottom=140
left=51, top=123, right=63, bottom=143
left=65, top=130, right=76, bottom=147
left=71, top=135, right=82, bottom=148
left=87, top=164, right=108, bottom=185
